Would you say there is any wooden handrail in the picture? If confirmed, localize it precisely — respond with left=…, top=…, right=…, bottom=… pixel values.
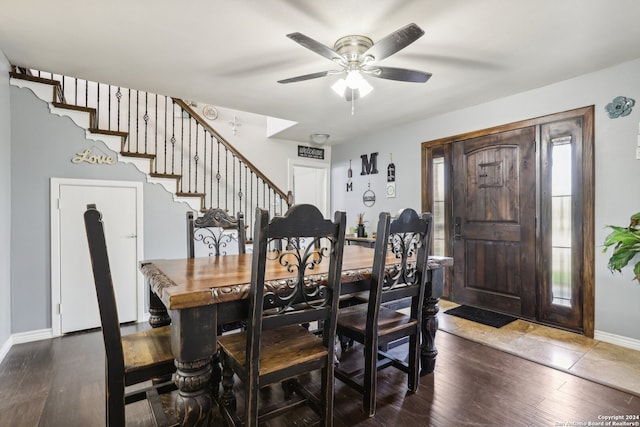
left=173, top=99, right=291, bottom=204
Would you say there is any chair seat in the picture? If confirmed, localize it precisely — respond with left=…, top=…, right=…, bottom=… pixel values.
left=218, top=324, right=328, bottom=377
left=122, top=325, right=175, bottom=386
left=338, top=304, right=417, bottom=338
left=339, top=290, right=369, bottom=304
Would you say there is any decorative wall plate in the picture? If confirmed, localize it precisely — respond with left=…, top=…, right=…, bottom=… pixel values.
left=203, top=105, right=218, bottom=120
left=386, top=182, right=396, bottom=198
left=604, top=96, right=635, bottom=119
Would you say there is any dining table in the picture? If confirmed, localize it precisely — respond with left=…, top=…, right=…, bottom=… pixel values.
left=140, top=244, right=453, bottom=426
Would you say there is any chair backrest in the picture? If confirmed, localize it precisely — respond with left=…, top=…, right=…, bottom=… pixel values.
left=187, top=208, right=246, bottom=257
left=247, top=204, right=346, bottom=370
left=367, top=209, right=433, bottom=332
left=84, top=204, right=125, bottom=379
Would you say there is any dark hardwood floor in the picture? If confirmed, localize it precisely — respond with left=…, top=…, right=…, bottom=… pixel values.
left=1, top=323, right=638, bottom=426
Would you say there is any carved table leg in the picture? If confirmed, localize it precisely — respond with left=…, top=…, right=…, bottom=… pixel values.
left=421, top=267, right=444, bottom=376
left=148, top=287, right=171, bottom=328
left=147, top=285, right=174, bottom=386
left=170, top=306, right=219, bottom=426
left=175, top=358, right=215, bottom=426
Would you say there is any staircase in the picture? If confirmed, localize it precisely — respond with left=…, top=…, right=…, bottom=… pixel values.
left=9, top=66, right=292, bottom=235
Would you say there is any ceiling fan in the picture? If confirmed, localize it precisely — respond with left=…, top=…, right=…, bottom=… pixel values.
left=277, top=23, right=432, bottom=102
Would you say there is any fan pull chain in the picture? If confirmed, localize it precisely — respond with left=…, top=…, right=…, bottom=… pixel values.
left=351, top=88, right=355, bottom=116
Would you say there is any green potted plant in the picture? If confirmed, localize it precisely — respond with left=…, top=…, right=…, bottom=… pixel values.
left=603, top=211, right=640, bottom=283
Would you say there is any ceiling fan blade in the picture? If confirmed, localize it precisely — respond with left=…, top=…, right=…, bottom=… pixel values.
left=286, top=32, right=343, bottom=62
left=367, top=66, right=432, bottom=83
left=363, top=23, right=425, bottom=63
left=277, top=70, right=332, bottom=84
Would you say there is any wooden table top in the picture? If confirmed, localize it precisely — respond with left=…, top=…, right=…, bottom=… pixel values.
left=141, top=245, right=453, bottom=310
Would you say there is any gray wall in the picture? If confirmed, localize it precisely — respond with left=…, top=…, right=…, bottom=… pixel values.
left=332, top=58, right=640, bottom=341
left=0, top=52, right=11, bottom=346
left=10, top=87, right=190, bottom=333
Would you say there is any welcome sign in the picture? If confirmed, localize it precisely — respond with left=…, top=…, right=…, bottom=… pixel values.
left=298, top=145, right=324, bottom=160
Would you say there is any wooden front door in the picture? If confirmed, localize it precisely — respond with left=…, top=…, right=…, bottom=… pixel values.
left=452, top=127, right=537, bottom=318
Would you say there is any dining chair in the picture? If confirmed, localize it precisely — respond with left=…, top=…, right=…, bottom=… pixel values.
left=334, top=208, right=433, bottom=417
left=84, top=204, right=177, bottom=427
left=187, top=207, right=248, bottom=400
left=186, top=207, right=246, bottom=258
left=217, top=204, right=347, bottom=427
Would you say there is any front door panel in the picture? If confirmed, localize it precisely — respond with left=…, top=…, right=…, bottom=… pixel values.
left=452, top=127, right=536, bottom=318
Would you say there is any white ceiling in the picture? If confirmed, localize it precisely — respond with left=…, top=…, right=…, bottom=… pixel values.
left=2, top=1, right=640, bottom=145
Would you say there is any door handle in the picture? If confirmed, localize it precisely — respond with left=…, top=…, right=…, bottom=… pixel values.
left=454, top=217, right=463, bottom=240
left=126, top=234, right=137, bottom=238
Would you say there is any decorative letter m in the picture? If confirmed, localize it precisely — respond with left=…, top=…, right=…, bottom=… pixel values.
left=360, top=152, right=379, bottom=175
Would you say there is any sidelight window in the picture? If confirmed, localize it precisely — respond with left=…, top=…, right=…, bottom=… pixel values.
left=550, top=136, right=572, bottom=307
left=432, top=156, right=446, bottom=256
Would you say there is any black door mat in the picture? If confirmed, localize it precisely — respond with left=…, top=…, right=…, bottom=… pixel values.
left=444, top=305, right=517, bottom=328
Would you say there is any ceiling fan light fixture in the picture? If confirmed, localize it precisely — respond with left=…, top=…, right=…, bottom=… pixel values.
left=355, top=76, right=373, bottom=97
left=331, top=71, right=373, bottom=99
left=345, top=70, right=364, bottom=89
left=331, top=78, right=347, bottom=97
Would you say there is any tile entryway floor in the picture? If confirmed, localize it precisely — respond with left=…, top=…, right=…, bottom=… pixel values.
left=438, top=299, right=640, bottom=396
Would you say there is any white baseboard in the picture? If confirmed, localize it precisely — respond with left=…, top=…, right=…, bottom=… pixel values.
left=0, top=336, right=11, bottom=365
left=595, top=330, right=640, bottom=351
left=12, top=328, right=54, bottom=345
left=0, top=328, right=53, bottom=365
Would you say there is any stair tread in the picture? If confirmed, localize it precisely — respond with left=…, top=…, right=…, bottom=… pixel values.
left=176, top=192, right=206, bottom=198
left=52, top=102, right=96, bottom=114
left=10, top=72, right=60, bottom=87
left=150, top=172, right=182, bottom=180
left=120, top=151, right=155, bottom=159
left=88, top=128, right=128, bottom=137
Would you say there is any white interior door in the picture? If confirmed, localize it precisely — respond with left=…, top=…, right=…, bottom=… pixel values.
left=290, top=162, right=329, bottom=217
left=51, top=178, right=143, bottom=334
